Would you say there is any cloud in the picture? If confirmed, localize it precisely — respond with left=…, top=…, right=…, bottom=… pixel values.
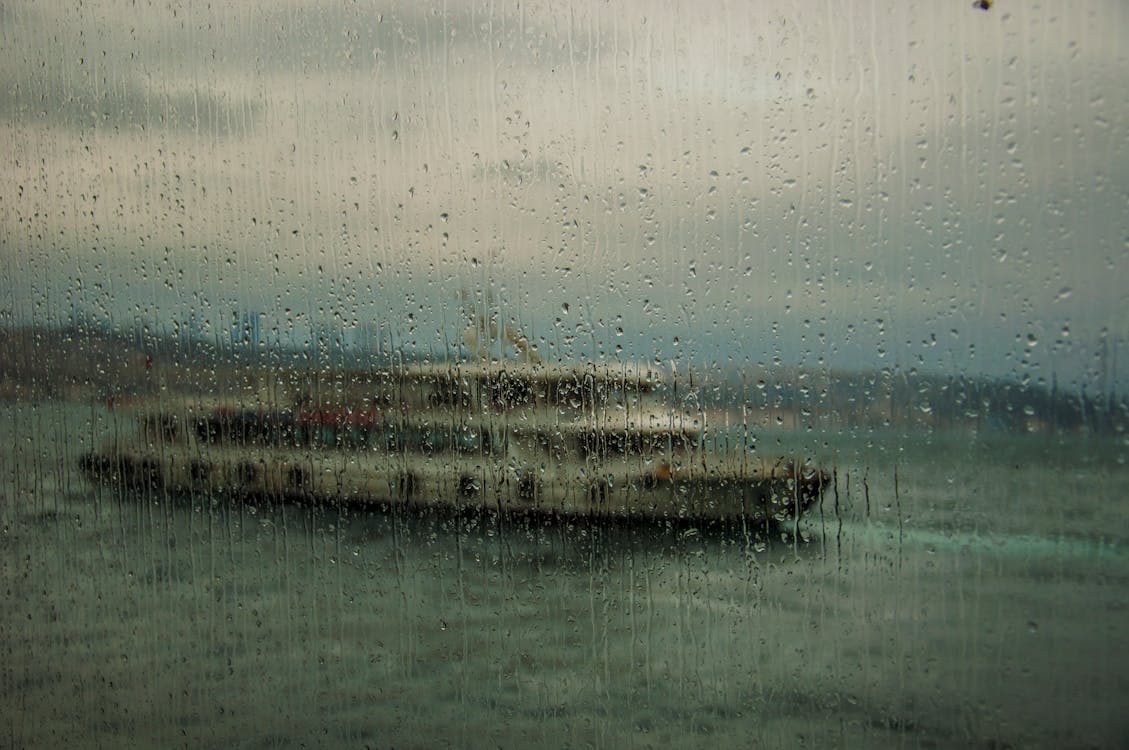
left=1, top=0, right=1126, bottom=381
left=0, top=4, right=261, bottom=136
left=0, top=70, right=260, bottom=137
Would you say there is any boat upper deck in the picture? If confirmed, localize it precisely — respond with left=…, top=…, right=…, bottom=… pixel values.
left=135, top=360, right=676, bottom=418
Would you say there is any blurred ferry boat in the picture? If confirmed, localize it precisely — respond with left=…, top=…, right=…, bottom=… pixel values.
left=79, top=357, right=826, bottom=527
left=80, top=308, right=826, bottom=526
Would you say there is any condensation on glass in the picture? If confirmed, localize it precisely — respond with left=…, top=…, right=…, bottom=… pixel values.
left=1, top=1, right=1126, bottom=747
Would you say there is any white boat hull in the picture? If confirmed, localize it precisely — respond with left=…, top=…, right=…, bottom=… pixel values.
left=80, top=445, right=825, bottom=525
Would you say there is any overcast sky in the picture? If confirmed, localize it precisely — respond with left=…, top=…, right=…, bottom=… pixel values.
left=1, top=0, right=1126, bottom=389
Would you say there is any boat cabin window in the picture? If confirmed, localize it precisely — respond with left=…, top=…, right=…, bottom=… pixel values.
left=427, top=375, right=474, bottom=408
left=195, top=411, right=296, bottom=447
left=577, top=429, right=697, bottom=458
left=191, top=410, right=496, bottom=456
left=141, top=414, right=180, bottom=443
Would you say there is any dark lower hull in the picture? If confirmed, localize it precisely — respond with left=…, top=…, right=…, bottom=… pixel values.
left=79, top=449, right=826, bottom=527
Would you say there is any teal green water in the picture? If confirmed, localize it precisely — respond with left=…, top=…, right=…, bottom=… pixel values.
left=2, top=402, right=1127, bottom=748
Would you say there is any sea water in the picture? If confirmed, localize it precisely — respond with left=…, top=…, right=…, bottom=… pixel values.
left=2, top=402, right=1127, bottom=748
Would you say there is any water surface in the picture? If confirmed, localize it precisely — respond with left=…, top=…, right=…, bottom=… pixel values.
left=2, top=402, right=1126, bottom=748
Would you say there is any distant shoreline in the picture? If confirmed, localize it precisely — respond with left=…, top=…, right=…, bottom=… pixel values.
left=1, top=324, right=1125, bottom=436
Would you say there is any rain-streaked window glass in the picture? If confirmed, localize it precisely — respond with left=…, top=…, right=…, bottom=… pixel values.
left=2, top=1, right=1126, bottom=746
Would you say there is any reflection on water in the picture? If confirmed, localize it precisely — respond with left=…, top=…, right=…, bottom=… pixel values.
left=2, top=402, right=1127, bottom=748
